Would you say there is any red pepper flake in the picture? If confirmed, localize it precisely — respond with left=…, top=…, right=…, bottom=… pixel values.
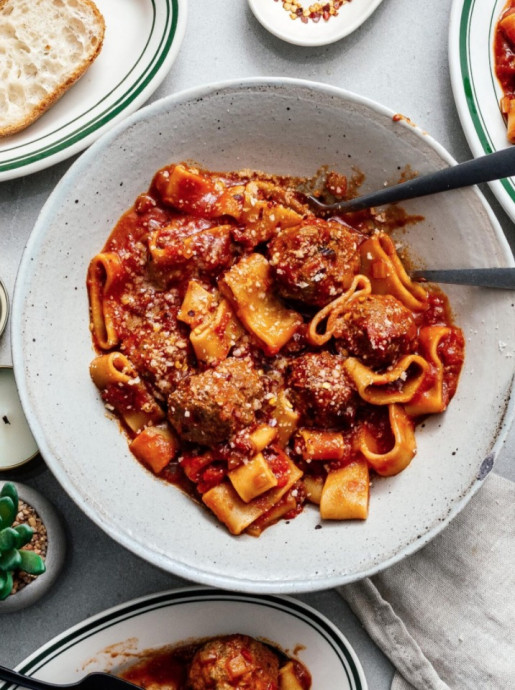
left=276, top=0, right=350, bottom=23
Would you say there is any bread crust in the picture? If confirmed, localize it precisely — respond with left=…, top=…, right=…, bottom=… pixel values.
left=0, top=0, right=106, bottom=137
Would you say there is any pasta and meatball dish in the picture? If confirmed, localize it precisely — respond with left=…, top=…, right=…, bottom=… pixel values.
left=87, top=162, right=464, bottom=536
left=495, top=0, right=515, bottom=142
left=119, top=633, right=311, bottom=690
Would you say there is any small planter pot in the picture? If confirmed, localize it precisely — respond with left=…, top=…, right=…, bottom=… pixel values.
left=0, top=482, right=66, bottom=613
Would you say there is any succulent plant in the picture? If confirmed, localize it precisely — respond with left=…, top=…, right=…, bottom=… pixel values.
left=0, top=482, right=46, bottom=600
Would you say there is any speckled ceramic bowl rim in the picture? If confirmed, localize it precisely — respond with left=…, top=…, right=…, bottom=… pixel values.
left=11, top=78, right=515, bottom=593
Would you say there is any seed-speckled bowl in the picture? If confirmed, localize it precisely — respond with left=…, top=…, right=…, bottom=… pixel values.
left=11, top=78, right=515, bottom=593
left=0, top=482, right=65, bottom=612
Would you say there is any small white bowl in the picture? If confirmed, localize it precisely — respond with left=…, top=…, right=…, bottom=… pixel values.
left=13, top=588, right=368, bottom=689
left=12, top=78, right=515, bottom=593
left=248, top=0, right=385, bottom=46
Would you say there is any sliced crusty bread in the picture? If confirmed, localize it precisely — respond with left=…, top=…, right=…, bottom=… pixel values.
left=0, top=0, right=105, bottom=137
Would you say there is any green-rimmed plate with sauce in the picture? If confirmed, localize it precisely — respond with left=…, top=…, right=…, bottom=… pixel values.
left=0, top=588, right=367, bottom=690
left=0, top=0, right=187, bottom=182
left=449, top=0, right=515, bottom=222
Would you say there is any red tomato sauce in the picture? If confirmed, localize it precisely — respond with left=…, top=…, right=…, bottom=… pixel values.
left=120, top=635, right=312, bottom=690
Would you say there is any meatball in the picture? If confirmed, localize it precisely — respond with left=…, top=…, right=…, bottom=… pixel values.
left=333, top=294, right=417, bottom=367
left=287, top=351, right=357, bottom=427
left=268, top=218, right=360, bottom=306
left=187, top=634, right=280, bottom=690
left=168, top=358, right=263, bottom=446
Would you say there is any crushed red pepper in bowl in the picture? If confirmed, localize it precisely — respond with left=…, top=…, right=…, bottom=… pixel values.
left=274, top=0, right=349, bottom=23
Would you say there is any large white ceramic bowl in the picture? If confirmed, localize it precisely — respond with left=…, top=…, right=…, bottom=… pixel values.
left=12, top=78, right=515, bottom=593
left=7, top=588, right=367, bottom=689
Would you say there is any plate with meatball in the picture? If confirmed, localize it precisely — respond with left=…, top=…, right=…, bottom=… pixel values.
left=7, top=588, right=367, bottom=689
left=12, top=78, right=515, bottom=592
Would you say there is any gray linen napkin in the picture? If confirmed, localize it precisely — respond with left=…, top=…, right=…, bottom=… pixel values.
left=337, top=473, right=515, bottom=690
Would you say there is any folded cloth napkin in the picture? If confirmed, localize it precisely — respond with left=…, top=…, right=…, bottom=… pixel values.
left=337, top=473, right=515, bottom=690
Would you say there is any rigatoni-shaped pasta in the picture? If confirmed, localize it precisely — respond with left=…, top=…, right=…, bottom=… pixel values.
left=177, top=279, right=216, bottom=328
left=147, top=221, right=191, bottom=267
left=357, top=403, right=416, bottom=476
left=228, top=452, right=279, bottom=503
left=215, top=184, right=246, bottom=218
left=320, top=459, right=369, bottom=520
left=148, top=223, right=232, bottom=269
left=344, top=354, right=429, bottom=405
left=279, top=661, right=306, bottom=690
left=271, top=391, right=300, bottom=447
left=235, top=180, right=304, bottom=246
left=245, top=491, right=298, bottom=537
left=296, top=429, right=347, bottom=462
left=302, top=475, right=324, bottom=505
left=219, top=253, right=302, bottom=355
left=155, top=164, right=221, bottom=216
left=248, top=424, right=278, bottom=453
left=178, top=280, right=243, bottom=365
left=360, top=233, right=428, bottom=312
left=307, top=274, right=372, bottom=347
left=177, top=280, right=216, bottom=328
left=87, top=252, right=124, bottom=349
left=90, top=352, right=165, bottom=433
left=202, top=457, right=303, bottom=535
left=90, top=351, right=136, bottom=389
left=405, top=325, right=457, bottom=416
left=189, top=298, right=243, bottom=365
left=129, top=425, right=179, bottom=475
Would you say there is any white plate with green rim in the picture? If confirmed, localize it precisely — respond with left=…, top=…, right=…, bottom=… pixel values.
left=0, top=0, right=187, bottom=182
left=0, top=588, right=368, bottom=689
left=449, top=0, right=515, bottom=222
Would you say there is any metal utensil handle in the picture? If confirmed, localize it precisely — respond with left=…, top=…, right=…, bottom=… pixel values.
left=0, top=665, right=58, bottom=690
left=316, top=146, right=515, bottom=212
left=412, top=267, right=515, bottom=289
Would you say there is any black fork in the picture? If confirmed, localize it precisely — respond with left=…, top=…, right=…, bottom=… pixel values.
left=0, top=665, right=139, bottom=690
